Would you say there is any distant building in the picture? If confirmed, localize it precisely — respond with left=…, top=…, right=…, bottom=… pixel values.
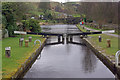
left=31, top=17, right=35, bottom=19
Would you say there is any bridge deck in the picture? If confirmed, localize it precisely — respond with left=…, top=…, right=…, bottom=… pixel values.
left=27, top=32, right=63, bottom=36
left=67, top=31, right=102, bottom=36
left=15, top=31, right=102, bottom=36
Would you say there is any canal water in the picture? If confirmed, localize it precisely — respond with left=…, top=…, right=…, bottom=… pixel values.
left=24, top=25, right=115, bottom=78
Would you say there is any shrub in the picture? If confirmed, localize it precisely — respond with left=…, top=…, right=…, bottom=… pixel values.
left=29, top=19, right=41, bottom=33
left=22, top=19, right=41, bottom=33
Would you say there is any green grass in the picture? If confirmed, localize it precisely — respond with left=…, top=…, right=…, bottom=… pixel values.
left=0, top=40, right=1, bottom=79
left=88, top=34, right=118, bottom=56
left=76, top=24, right=86, bottom=32
left=39, top=20, right=47, bottom=23
left=2, top=35, right=45, bottom=78
left=72, top=14, right=81, bottom=17
left=76, top=24, right=118, bottom=58
left=84, top=25, right=104, bottom=31
left=28, top=11, right=44, bottom=16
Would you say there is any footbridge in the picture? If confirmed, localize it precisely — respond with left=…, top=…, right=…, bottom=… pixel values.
left=14, top=31, right=102, bottom=44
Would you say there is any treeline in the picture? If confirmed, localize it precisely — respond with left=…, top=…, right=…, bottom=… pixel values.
left=77, top=2, right=118, bottom=24
left=2, top=2, right=61, bottom=37
left=2, top=2, right=119, bottom=37
left=2, top=2, right=41, bottom=37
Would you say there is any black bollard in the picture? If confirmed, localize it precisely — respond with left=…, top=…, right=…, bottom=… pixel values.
left=5, top=47, right=11, bottom=58
left=29, top=37, right=32, bottom=42
left=83, top=27, right=84, bottom=29
left=19, top=38, right=24, bottom=47
left=99, top=36, right=102, bottom=42
left=107, top=39, right=111, bottom=48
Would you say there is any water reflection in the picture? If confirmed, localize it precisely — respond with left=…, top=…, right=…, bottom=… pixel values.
left=45, top=35, right=85, bottom=46
left=46, top=35, right=97, bottom=74
left=41, top=25, right=80, bottom=34
left=82, top=46, right=97, bottom=73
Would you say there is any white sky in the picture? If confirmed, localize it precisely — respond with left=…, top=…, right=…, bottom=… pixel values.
left=50, top=0, right=82, bottom=3
left=50, top=0, right=119, bottom=3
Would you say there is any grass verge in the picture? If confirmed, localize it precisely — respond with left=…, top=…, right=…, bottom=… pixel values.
left=77, top=24, right=118, bottom=60
left=76, top=24, right=86, bottom=32
left=84, top=24, right=104, bottom=31
left=88, top=34, right=118, bottom=57
left=2, top=35, right=45, bottom=78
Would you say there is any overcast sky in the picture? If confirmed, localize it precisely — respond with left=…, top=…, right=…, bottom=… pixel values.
left=1, top=0, right=120, bottom=2
left=51, top=0, right=81, bottom=3
left=51, top=0, right=119, bottom=3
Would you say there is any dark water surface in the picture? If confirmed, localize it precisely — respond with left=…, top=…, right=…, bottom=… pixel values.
left=24, top=25, right=114, bottom=78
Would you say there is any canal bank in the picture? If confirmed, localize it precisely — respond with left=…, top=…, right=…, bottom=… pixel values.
left=76, top=25, right=120, bottom=78
left=2, top=37, right=47, bottom=79
left=83, top=38, right=120, bottom=78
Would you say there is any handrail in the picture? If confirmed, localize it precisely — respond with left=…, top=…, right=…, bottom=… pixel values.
left=34, top=39, right=41, bottom=46
left=115, top=50, right=120, bottom=66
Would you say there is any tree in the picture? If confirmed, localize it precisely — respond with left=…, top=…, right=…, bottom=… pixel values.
left=2, top=2, right=36, bottom=36
left=29, top=19, right=41, bottom=33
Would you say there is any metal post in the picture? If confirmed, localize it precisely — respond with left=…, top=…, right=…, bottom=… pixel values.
left=25, top=40, right=29, bottom=47
left=115, top=50, right=120, bottom=66
left=34, top=39, right=41, bottom=46
left=99, top=36, right=102, bottom=42
left=19, top=38, right=24, bottom=47
left=29, top=37, right=32, bottom=42
left=5, top=47, right=11, bottom=58
left=107, top=39, right=111, bottom=48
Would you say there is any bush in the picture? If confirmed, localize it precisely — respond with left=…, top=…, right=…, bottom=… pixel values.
left=22, top=19, right=41, bottom=33
left=22, top=20, right=30, bottom=30
left=29, top=19, right=41, bottom=33
left=7, top=24, right=17, bottom=36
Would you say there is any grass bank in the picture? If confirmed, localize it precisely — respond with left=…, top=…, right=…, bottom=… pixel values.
left=84, top=24, right=103, bottom=31
left=2, top=35, right=45, bottom=78
left=76, top=24, right=86, bottom=32
left=88, top=34, right=118, bottom=57
left=76, top=24, right=118, bottom=60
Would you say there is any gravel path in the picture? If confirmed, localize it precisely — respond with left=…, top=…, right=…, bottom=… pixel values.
left=81, top=25, right=120, bottom=38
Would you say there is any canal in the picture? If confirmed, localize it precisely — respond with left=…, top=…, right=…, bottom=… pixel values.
left=24, top=25, right=114, bottom=78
